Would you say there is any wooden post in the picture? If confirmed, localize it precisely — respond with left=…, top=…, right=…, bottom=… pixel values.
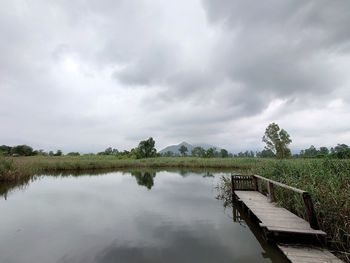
left=302, top=192, right=320, bottom=230
left=232, top=206, right=237, bottom=222
left=231, top=175, right=235, bottom=201
left=252, top=176, right=258, bottom=191
left=267, top=181, right=276, bottom=202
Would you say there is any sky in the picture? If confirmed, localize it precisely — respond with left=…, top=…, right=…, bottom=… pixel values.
left=1, top=0, right=350, bottom=153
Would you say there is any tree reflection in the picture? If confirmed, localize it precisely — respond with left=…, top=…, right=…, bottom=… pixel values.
left=131, top=171, right=156, bottom=190
left=0, top=177, right=32, bottom=200
left=202, top=172, right=214, bottom=178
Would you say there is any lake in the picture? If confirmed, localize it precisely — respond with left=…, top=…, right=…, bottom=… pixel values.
left=0, top=170, right=288, bottom=263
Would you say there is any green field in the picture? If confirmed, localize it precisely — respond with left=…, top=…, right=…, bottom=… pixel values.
left=1, top=156, right=349, bottom=261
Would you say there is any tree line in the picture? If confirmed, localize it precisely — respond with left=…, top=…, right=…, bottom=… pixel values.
left=1, top=123, right=349, bottom=159
left=241, top=122, right=350, bottom=159
left=162, top=146, right=232, bottom=158
left=0, top=145, right=63, bottom=157
left=0, top=138, right=158, bottom=159
left=295, top=144, right=350, bottom=159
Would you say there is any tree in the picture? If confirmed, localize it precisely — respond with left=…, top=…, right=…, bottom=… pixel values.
left=179, top=145, right=188, bottom=156
left=104, top=147, right=113, bottom=155
left=220, top=149, right=228, bottom=158
left=205, top=147, right=215, bottom=158
left=262, top=123, right=292, bottom=159
left=191, top=146, right=205, bottom=157
left=11, top=145, right=34, bottom=156
left=257, top=149, right=275, bottom=158
left=319, top=147, right=329, bottom=156
left=333, top=144, right=350, bottom=159
left=53, top=150, right=63, bottom=156
left=137, top=137, right=157, bottom=159
left=0, top=145, right=11, bottom=156
left=303, top=145, right=318, bottom=157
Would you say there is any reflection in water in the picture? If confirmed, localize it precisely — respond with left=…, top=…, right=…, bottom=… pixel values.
left=131, top=171, right=156, bottom=189
left=91, top=223, right=239, bottom=263
left=203, top=172, right=214, bottom=178
left=231, top=203, right=288, bottom=262
left=0, top=168, right=231, bottom=199
left=0, top=176, right=33, bottom=200
left=0, top=170, right=288, bottom=263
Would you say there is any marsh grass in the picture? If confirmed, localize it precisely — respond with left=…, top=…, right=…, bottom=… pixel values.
left=215, top=158, right=350, bottom=262
left=1, top=156, right=261, bottom=179
left=0, top=158, right=22, bottom=181
left=254, top=159, right=350, bottom=261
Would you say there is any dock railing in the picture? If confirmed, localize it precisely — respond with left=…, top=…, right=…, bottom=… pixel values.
left=231, top=174, right=320, bottom=230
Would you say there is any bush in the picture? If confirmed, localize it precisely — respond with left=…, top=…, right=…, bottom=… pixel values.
left=0, top=158, right=15, bottom=180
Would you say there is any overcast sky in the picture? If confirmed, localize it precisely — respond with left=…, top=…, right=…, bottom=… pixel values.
left=1, top=0, right=350, bottom=153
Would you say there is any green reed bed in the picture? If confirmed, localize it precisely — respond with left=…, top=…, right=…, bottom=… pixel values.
left=217, top=158, right=349, bottom=261
left=254, top=159, right=350, bottom=261
left=0, top=156, right=262, bottom=181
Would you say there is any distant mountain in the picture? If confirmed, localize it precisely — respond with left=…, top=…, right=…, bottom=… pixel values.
left=159, top=142, right=220, bottom=155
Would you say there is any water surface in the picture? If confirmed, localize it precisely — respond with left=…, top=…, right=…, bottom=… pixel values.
left=0, top=170, right=287, bottom=263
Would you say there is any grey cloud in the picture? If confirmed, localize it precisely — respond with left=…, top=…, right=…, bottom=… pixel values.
left=117, top=0, right=350, bottom=118
left=114, top=43, right=180, bottom=86
left=1, top=0, right=350, bottom=152
left=191, top=0, right=350, bottom=122
left=202, top=0, right=350, bottom=47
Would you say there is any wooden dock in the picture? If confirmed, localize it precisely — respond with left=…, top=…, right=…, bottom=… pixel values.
left=278, top=245, right=344, bottom=263
left=231, top=174, right=343, bottom=263
left=235, top=191, right=326, bottom=236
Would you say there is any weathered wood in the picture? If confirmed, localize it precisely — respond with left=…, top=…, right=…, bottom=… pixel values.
left=231, top=175, right=342, bottom=263
left=234, top=191, right=326, bottom=236
left=260, top=225, right=326, bottom=235
left=231, top=175, right=235, bottom=190
left=253, top=174, right=306, bottom=194
left=249, top=174, right=319, bottom=229
left=252, top=176, right=258, bottom=191
left=232, top=174, right=321, bottom=230
left=302, top=192, right=320, bottom=230
left=231, top=175, right=235, bottom=201
left=278, top=245, right=344, bottom=263
left=231, top=174, right=254, bottom=190
left=267, top=181, right=276, bottom=202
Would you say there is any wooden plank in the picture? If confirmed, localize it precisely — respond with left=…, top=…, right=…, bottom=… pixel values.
left=248, top=174, right=320, bottom=230
left=261, top=225, right=326, bottom=235
left=278, top=245, right=344, bottom=263
left=261, top=221, right=312, bottom=229
left=234, top=191, right=326, bottom=236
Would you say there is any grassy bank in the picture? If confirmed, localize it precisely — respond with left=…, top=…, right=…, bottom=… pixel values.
left=0, top=156, right=262, bottom=181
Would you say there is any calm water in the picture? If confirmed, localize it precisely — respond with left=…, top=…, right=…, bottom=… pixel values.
left=0, top=170, right=287, bottom=263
